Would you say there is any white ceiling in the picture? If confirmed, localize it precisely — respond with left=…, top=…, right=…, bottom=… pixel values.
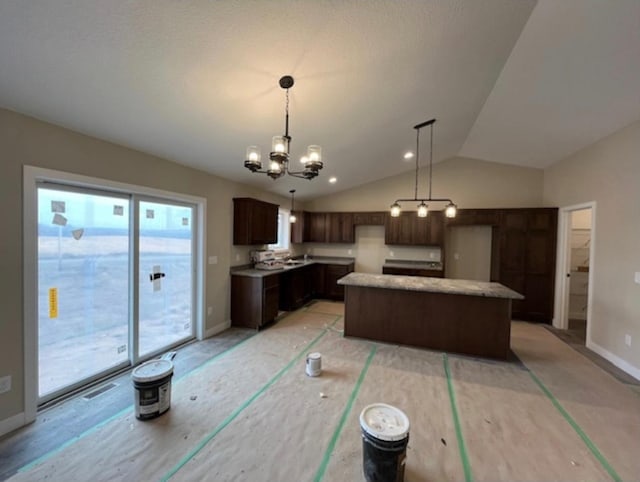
left=0, top=0, right=638, bottom=201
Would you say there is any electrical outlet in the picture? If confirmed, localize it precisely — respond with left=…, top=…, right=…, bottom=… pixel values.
left=0, top=375, right=11, bottom=394
left=208, top=256, right=218, bottom=265
left=347, top=249, right=353, bottom=255
left=390, top=251, right=394, bottom=257
left=454, top=253, right=460, bottom=260
left=207, top=306, right=213, bottom=316
left=635, top=272, right=640, bottom=284
left=235, top=253, right=240, bottom=262
left=625, top=334, right=632, bottom=347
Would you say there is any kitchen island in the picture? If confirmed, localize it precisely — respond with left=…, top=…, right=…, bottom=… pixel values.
left=338, top=273, right=524, bottom=359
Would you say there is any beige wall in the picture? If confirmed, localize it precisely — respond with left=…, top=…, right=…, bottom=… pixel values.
left=544, top=119, right=640, bottom=374
left=0, top=108, right=290, bottom=423
left=306, top=156, right=544, bottom=212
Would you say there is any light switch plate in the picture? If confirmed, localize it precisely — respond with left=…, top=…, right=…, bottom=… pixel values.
left=635, top=272, right=640, bottom=284
left=208, top=256, right=218, bottom=265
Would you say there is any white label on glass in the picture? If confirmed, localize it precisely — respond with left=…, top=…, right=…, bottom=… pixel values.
left=146, top=209, right=154, bottom=219
left=113, top=205, right=124, bottom=216
left=71, top=228, right=84, bottom=240
left=153, top=265, right=162, bottom=291
left=182, top=217, right=189, bottom=226
left=51, top=201, right=65, bottom=213
left=117, top=344, right=127, bottom=354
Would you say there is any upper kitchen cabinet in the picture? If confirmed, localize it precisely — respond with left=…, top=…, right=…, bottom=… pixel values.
left=385, top=211, right=444, bottom=246
left=327, top=212, right=355, bottom=243
left=290, top=210, right=306, bottom=244
left=233, top=198, right=279, bottom=245
left=305, top=212, right=328, bottom=243
left=353, top=212, right=386, bottom=226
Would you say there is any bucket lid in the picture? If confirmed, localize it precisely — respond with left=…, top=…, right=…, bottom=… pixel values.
left=132, top=359, right=174, bottom=383
left=308, top=352, right=321, bottom=360
left=359, top=403, right=410, bottom=441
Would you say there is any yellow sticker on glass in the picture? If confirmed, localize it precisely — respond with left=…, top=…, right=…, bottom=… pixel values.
left=49, top=288, right=58, bottom=318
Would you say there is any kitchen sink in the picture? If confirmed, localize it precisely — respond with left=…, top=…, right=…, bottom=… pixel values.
left=285, top=260, right=305, bottom=265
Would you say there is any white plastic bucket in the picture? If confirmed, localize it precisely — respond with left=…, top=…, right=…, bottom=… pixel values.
left=306, top=352, right=322, bottom=377
left=131, top=359, right=174, bottom=421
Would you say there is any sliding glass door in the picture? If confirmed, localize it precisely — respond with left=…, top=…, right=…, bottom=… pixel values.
left=37, top=187, right=130, bottom=400
left=37, top=186, right=196, bottom=403
left=138, top=199, right=194, bottom=357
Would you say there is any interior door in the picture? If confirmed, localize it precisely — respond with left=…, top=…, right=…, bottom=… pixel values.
left=37, top=186, right=130, bottom=401
left=137, top=199, right=195, bottom=358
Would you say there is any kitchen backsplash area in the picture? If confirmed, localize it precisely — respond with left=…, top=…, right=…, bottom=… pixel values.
left=301, top=225, right=441, bottom=274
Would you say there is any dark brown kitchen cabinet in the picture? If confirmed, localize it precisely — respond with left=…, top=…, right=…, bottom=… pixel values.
left=327, top=213, right=355, bottom=243
left=290, top=210, right=306, bottom=244
left=324, top=263, right=355, bottom=300
left=497, top=208, right=557, bottom=323
left=231, top=274, right=279, bottom=329
left=385, top=211, right=444, bottom=246
left=353, top=212, right=386, bottom=226
left=233, top=198, right=279, bottom=245
left=305, top=212, right=328, bottom=243
left=279, top=265, right=314, bottom=311
left=382, top=266, right=444, bottom=278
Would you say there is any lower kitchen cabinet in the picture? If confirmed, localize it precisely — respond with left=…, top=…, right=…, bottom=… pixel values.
left=231, top=273, right=280, bottom=329
left=279, top=265, right=314, bottom=311
left=324, top=263, right=355, bottom=300
left=382, top=266, right=444, bottom=278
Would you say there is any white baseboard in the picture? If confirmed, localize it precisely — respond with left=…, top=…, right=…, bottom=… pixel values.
left=204, top=319, right=231, bottom=339
left=587, top=340, right=640, bottom=382
left=0, top=412, right=26, bottom=438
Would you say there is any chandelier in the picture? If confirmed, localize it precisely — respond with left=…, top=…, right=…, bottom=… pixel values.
left=244, top=75, right=323, bottom=180
left=390, top=118, right=457, bottom=218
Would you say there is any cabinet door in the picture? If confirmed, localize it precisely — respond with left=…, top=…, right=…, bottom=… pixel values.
left=341, top=213, right=354, bottom=243
left=254, top=201, right=278, bottom=244
left=327, top=213, right=341, bottom=243
left=384, top=214, right=401, bottom=244
left=308, top=213, right=328, bottom=243
left=290, top=211, right=305, bottom=244
left=428, top=211, right=444, bottom=246
left=262, top=285, right=279, bottom=324
left=312, top=263, right=326, bottom=297
left=325, top=263, right=354, bottom=300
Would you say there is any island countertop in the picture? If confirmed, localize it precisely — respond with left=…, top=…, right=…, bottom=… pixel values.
left=338, top=272, right=523, bottom=300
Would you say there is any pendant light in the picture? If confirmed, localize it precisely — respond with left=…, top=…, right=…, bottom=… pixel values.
left=244, top=76, right=323, bottom=180
left=390, top=118, right=457, bottom=218
left=289, top=189, right=297, bottom=223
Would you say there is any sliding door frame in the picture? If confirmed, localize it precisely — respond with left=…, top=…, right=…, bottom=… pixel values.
left=23, top=166, right=206, bottom=423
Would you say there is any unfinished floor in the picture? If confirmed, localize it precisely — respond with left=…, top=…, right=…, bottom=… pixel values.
left=2, top=301, right=640, bottom=481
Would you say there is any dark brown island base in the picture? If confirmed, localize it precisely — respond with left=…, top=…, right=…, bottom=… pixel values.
left=338, top=273, right=524, bottom=360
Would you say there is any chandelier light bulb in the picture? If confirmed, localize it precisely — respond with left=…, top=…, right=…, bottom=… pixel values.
left=445, top=202, right=457, bottom=218
left=300, top=155, right=309, bottom=164
left=417, top=202, right=428, bottom=217
left=270, top=161, right=281, bottom=172
left=289, top=213, right=297, bottom=223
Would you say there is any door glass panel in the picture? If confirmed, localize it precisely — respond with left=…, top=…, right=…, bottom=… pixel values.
left=138, top=200, right=194, bottom=357
left=37, top=187, right=130, bottom=398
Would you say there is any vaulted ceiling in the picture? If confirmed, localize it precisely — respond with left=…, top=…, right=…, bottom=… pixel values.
left=1, top=1, right=639, bottom=200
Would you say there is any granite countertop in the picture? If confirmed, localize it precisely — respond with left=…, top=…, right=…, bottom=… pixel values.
left=231, top=256, right=355, bottom=278
left=383, top=259, right=443, bottom=271
left=337, top=272, right=524, bottom=299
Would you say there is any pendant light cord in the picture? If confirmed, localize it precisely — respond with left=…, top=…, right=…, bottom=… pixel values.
left=414, top=128, right=420, bottom=199
left=284, top=88, right=290, bottom=138
left=429, top=121, right=433, bottom=200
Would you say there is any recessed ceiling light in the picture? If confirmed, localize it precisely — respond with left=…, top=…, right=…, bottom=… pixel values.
left=329, top=177, right=337, bottom=184
left=403, top=152, right=414, bottom=160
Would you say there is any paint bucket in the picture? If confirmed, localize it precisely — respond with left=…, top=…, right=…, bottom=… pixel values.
left=306, top=352, right=322, bottom=377
left=359, top=403, right=410, bottom=482
left=131, top=359, right=174, bottom=421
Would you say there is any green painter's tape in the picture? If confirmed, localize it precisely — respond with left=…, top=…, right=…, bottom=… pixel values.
left=528, top=371, right=622, bottom=482
left=18, top=332, right=257, bottom=475
left=443, top=353, right=473, bottom=482
left=162, top=318, right=339, bottom=481
left=314, top=344, right=377, bottom=482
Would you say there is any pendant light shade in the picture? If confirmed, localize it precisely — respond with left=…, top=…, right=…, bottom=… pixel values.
left=390, top=118, right=457, bottom=218
left=289, top=189, right=297, bottom=223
